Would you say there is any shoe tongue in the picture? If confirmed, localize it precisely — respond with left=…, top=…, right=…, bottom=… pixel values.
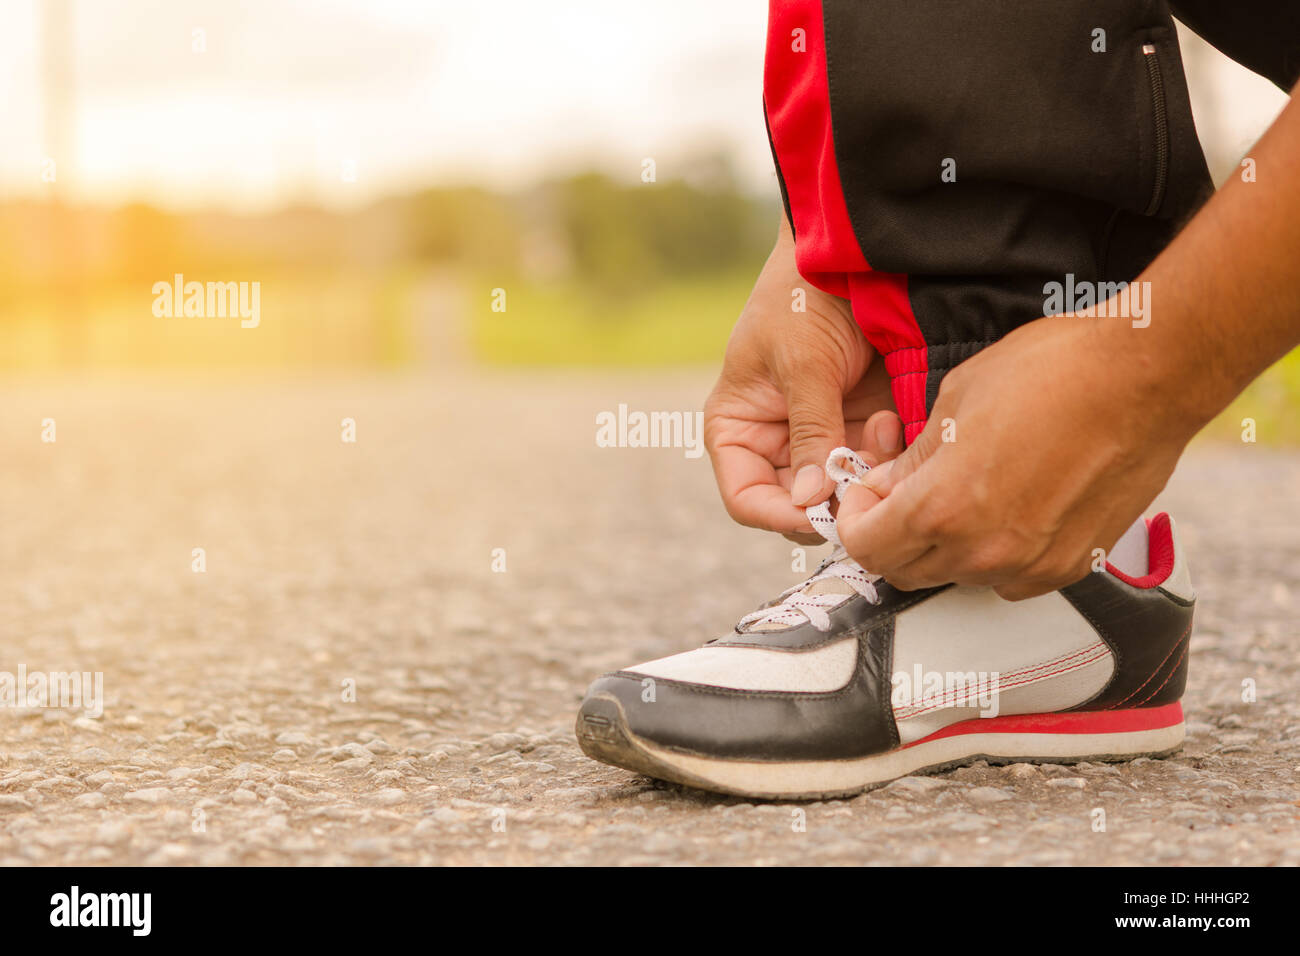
left=745, top=555, right=856, bottom=631
left=803, top=577, right=855, bottom=598
left=743, top=450, right=876, bottom=633
left=796, top=549, right=857, bottom=599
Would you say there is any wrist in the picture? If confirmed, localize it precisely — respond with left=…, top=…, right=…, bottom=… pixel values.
left=775, top=209, right=795, bottom=250
left=1087, top=309, right=1216, bottom=445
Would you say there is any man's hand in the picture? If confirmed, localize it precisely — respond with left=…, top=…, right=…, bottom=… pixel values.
left=705, top=218, right=904, bottom=542
left=835, top=315, right=1200, bottom=599
left=834, top=84, right=1300, bottom=599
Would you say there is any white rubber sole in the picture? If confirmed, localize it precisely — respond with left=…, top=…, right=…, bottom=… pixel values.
left=577, top=696, right=1185, bottom=800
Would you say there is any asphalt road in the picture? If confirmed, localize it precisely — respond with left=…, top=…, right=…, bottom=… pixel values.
left=1, top=372, right=1297, bottom=865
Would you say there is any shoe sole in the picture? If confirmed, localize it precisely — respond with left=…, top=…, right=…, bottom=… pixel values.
left=576, top=695, right=1185, bottom=801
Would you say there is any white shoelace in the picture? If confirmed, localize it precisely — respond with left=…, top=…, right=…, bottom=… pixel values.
left=736, top=447, right=883, bottom=633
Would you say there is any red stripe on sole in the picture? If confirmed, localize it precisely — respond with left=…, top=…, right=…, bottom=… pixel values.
left=904, top=702, right=1184, bottom=749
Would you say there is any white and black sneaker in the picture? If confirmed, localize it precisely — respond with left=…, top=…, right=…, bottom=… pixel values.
left=576, top=449, right=1194, bottom=800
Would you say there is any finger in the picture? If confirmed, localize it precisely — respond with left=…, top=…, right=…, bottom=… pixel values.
left=882, top=545, right=959, bottom=591
left=993, top=551, right=1092, bottom=601
left=783, top=531, right=827, bottom=546
left=783, top=373, right=847, bottom=507
left=858, top=412, right=941, bottom=499
left=860, top=409, right=905, bottom=466
left=710, top=441, right=816, bottom=534
left=836, top=472, right=935, bottom=574
left=880, top=545, right=944, bottom=591
left=732, top=482, right=818, bottom=535
left=994, top=579, right=1060, bottom=601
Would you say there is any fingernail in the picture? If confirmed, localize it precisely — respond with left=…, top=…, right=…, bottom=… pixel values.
left=791, top=465, right=824, bottom=505
left=873, top=415, right=903, bottom=452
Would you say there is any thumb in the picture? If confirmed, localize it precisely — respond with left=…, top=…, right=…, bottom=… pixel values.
left=784, top=374, right=846, bottom=507
left=858, top=417, right=943, bottom=498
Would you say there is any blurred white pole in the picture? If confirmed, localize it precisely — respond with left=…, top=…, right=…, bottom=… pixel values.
left=41, top=0, right=85, bottom=359
left=41, top=0, right=75, bottom=197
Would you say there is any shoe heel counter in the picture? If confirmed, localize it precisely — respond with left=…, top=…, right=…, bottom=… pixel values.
left=1151, top=515, right=1193, bottom=704
left=1062, top=563, right=1193, bottom=712
left=1159, top=514, right=1195, bottom=603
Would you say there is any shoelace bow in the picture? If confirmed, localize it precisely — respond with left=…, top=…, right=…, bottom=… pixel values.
left=736, top=447, right=883, bottom=633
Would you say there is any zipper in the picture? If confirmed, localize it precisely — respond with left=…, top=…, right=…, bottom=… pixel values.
left=1141, top=43, right=1169, bottom=217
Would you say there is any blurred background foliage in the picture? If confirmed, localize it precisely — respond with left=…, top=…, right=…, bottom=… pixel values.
left=0, top=162, right=777, bottom=372
left=3, top=165, right=1298, bottom=443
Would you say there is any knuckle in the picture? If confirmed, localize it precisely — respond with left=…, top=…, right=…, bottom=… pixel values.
left=1035, top=553, right=1090, bottom=589
left=912, top=499, right=962, bottom=539
left=885, top=571, right=921, bottom=591
left=936, top=367, right=965, bottom=401
left=702, top=417, right=726, bottom=454
left=842, top=539, right=876, bottom=571
left=964, top=548, right=1009, bottom=579
left=1001, top=562, right=1077, bottom=601
left=702, top=416, right=720, bottom=448
left=994, top=583, right=1036, bottom=602
left=702, top=389, right=723, bottom=422
left=787, top=418, right=836, bottom=449
left=777, top=338, right=843, bottom=386
left=964, top=534, right=1025, bottom=578
left=719, top=494, right=757, bottom=530
left=963, top=475, right=995, bottom=512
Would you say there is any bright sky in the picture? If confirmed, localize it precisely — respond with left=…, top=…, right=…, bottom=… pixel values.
left=0, top=1, right=1286, bottom=212
left=0, top=0, right=769, bottom=211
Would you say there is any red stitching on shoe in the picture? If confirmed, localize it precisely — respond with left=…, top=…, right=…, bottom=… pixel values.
left=900, top=654, right=1111, bottom=719
left=1135, top=638, right=1191, bottom=707
left=1106, top=620, right=1193, bottom=710
left=896, top=643, right=1110, bottom=719
left=898, top=643, right=1107, bottom=712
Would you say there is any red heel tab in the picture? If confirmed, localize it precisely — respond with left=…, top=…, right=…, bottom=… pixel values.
left=1105, top=513, right=1175, bottom=588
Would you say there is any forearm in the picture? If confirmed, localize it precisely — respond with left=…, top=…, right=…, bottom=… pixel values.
left=1126, top=85, right=1300, bottom=433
